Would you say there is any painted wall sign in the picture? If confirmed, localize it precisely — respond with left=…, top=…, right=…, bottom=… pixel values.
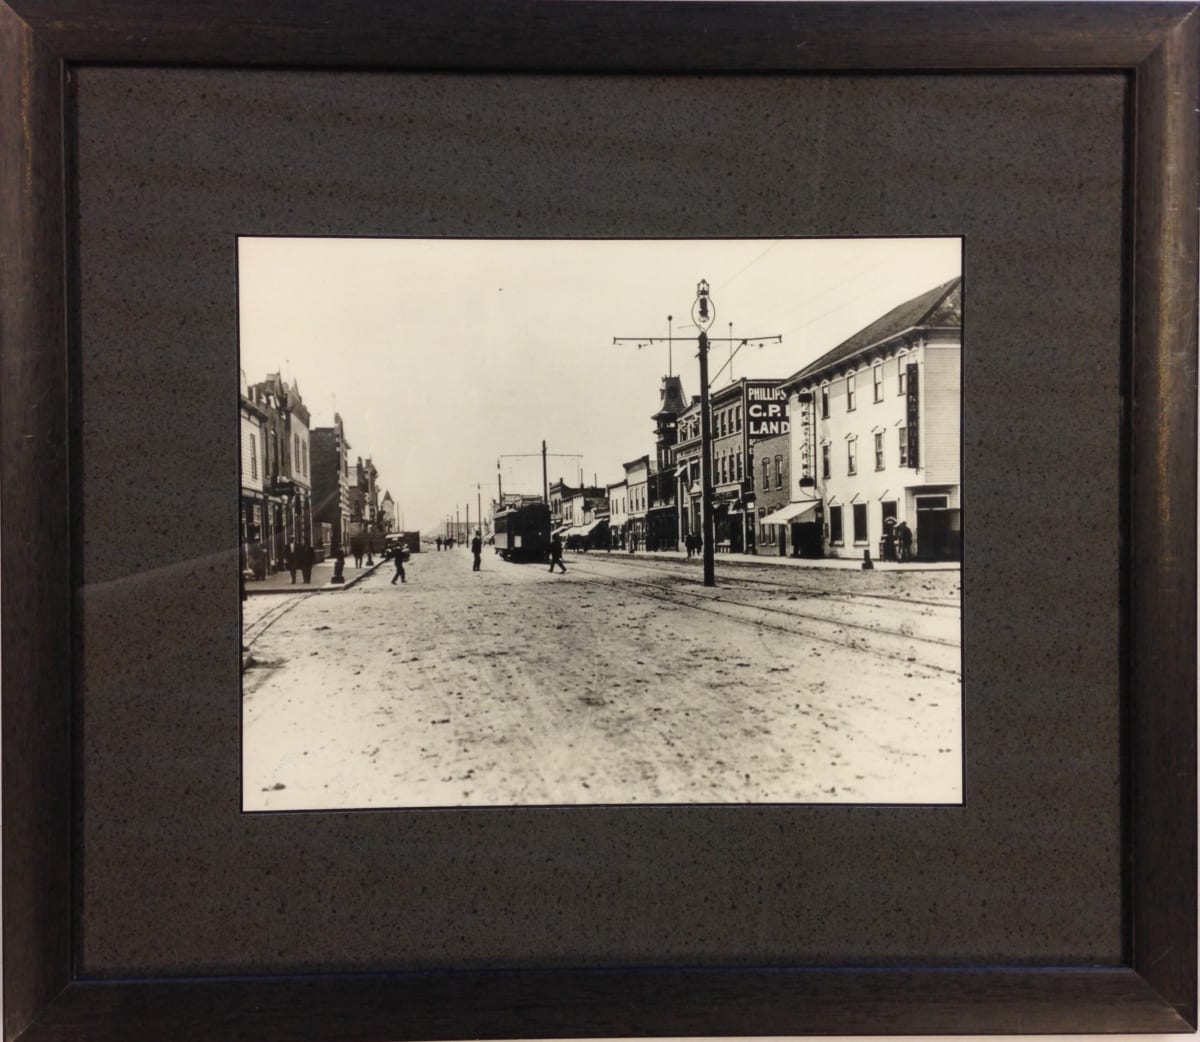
left=745, top=383, right=791, bottom=439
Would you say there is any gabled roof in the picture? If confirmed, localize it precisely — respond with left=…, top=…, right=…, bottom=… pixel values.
left=784, top=277, right=961, bottom=387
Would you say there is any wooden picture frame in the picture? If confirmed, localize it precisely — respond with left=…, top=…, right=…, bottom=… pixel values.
left=2, top=2, right=1195, bottom=1039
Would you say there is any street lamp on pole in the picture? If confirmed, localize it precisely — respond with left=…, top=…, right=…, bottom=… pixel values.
left=613, top=280, right=779, bottom=588
left=693, top=280, right=718, bottom=587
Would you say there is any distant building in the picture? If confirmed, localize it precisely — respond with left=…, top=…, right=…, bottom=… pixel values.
left=706, top=377, right=790, bottom=553
left=548, top=479, right=576, bottom=529
left=247, top=373, right=313, bottom=568
left=607, top=478, right=628, bottom=548
left=239, top=372, right=270, bottom=576
left=562, top=486, right=609, bottom=549
left=379, top=490, right=396, bottom=533
left=673, top=396, right=703, bottom=545
left=623, top=455, right=651, bottom=549
left=311, top=414, right=352, bottom=552
left=752, top=429, right=793, bottom=556
left=350, top=456, right=380, bottom=541
left=780, top=276, right=962, bottom=561
left=648, top=375, right=688, bottom=550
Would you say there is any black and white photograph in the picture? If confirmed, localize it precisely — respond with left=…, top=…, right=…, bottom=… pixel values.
left=239, top=236, right=963, bottom=811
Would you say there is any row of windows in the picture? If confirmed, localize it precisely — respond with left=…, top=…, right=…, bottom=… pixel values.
left=760, top=455, right=785, bottom=491
left=819, top=356, right=912, bottom=417
left=712, top=449, right=744, bottom=486
left=673, top=426, right=910, bottom=491
left=820, top=427, right=910, bottom=478
left=247, top=430, right=311, bottom=482
left=680, top=402, right=744, bottom=442
left=828, top=500, right=899, bottom=546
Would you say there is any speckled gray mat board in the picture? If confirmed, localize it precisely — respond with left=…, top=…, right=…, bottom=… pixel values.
left=71, top=69, right=1124, bottom=975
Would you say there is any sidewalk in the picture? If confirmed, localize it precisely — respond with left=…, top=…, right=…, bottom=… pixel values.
left=244, top=554, right=389, bottom=595
left=576, top=547, right=960, bottom=572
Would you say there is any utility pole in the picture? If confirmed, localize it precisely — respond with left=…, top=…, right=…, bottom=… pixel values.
left=542, top=441, right=549, bottom=505
left=614, top=279, right=780, bottom=587
left=477, top=484, right=482, bottom=535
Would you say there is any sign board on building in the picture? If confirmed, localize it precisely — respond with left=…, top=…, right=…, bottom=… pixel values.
left=906, top=363, right=920, bottom=468
left=745, top=382, right=790, bottom=439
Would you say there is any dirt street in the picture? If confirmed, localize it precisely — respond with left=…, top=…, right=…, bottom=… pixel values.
left=242, top=549, right=961, bottom=810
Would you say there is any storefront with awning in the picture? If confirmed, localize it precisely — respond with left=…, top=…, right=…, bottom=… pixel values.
left=760, top=499, right=821, bottom=526
left=760, top=498, right=824, bottom=558
left=565, top=517, right=609, bottom=550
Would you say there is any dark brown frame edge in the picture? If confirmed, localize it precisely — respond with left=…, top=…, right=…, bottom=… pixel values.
left=1, top=2, right=1195, bottom=1039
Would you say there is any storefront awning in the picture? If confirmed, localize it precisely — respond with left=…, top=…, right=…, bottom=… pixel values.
left=578, top=518, right=608, bottom=535
left=761, top=500, right=821, bottom=525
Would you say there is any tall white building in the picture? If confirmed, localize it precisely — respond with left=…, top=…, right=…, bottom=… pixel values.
left=779, top=277, right=962, bottom=561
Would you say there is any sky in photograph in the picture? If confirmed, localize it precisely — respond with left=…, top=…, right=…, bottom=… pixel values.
left=239, top=237, right=961, bottom=535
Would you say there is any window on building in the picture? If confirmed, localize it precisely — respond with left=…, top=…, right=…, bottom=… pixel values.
left=293, top=433, right=300, bottom=471
left=873, top=362, right=883, bottom=402
left=846, top=372, right=857, bottom=411
left=302, top=442, right=308, bottom=476
left=736, top=451, right=743, bottom=481
left=852, top=502, right=868, bottom=544
left=249, top=433, right=257, bottom=479
left=774, top=454, right=783, bottom=489
left=874, top=431, right=884, bottom=470
left=847, top=437, right=857, bottom=476
left=898, top=355, right=908, bottom=394
left=822, top=443, right=830, bottom=479
left=899, top=426, right=909, bottom=466
left=821, top=383, right=830, bottom=418
left=829, top=505, right=844, bottom=544
left=762, top=458, right=770, bottom=491
left=735, top=405, right=741, bottom=431
left=691, top=460, right=700, bottom=484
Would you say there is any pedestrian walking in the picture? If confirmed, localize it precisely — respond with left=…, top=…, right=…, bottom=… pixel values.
left=286, top=542, right=299, bottom=584
left=896, top=520, right=913, bottom=562
left=300, top=543, right=315, bottom=584
left=350, top=535, right=364, bottom=569
left=548, top=532, right=566, bottom=574
left=391, top=543, right=407, bottom=584
left=471, top=530, right=482, bottom=572
left=436, top=536, right=442, bottom=552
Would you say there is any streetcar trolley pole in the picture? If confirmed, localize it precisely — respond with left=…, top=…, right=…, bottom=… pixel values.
left=614, top=279, right=780, bottom=588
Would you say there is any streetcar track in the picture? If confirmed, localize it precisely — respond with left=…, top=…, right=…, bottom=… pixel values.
left=568, top=562, right=959, bottom=648
left=567, top=563, right=960, bottom=676
left=566, top=552, right=959, bottom=610
left=243, top=592, right=318, bottom=649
